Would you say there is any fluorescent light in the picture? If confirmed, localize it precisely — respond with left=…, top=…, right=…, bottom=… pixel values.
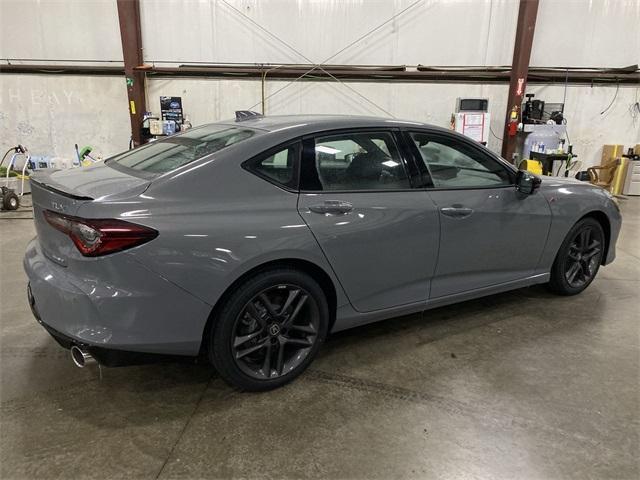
left=270, top=124, right=307, bottom=133
left=315, top=145, right=341, bottom=155
left=386, top=120, right=423, bottom=125
left=381, top=160, right=399, bottom=167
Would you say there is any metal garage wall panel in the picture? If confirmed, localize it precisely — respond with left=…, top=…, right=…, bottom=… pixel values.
left=531, top=0, right=640, bottom=68
left=0, top=0, right=123, bottom=63
left=0, top=75, right=130, bottom=159
left=145, top=78, right=510, bottom=153
left=140, top=0, right=519, bottom=66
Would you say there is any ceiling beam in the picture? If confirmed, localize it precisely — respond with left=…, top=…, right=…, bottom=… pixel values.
left=502, top=0, right=540, bottom=162
left=116, top=0, right=146, bottom=147
left=3, top=63, right=636, bottom=85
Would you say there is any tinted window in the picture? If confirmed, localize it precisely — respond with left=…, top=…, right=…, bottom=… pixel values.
left=303, top=132, right=410, bottom=191
left=410, top=132, right=511, bottom=188
left=108, top=125, right=256, bottom=174
left=248, top=146, right=297, bottom=187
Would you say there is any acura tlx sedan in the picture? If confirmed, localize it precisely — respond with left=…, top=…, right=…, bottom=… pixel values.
left=24, top=113, right=621, bottom=390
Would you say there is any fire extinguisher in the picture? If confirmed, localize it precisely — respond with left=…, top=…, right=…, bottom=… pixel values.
left=508, top=105, right=519, bottom=137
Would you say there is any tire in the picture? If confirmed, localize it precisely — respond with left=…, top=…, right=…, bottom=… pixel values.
left=2, top=191, right=19, bottom=211
left=548, top=217, right=605, bottom=295
left=209, top=268, right=329, bottom=391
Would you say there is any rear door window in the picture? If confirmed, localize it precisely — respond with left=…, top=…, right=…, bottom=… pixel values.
left=300, top=131, right=410, bottom=191
left=107, top=125, right=257, bottom=175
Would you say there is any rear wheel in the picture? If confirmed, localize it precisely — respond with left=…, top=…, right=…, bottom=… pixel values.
left=548, top=218, right=605, bottom=295
left=209, top=269, right=329, bottom=391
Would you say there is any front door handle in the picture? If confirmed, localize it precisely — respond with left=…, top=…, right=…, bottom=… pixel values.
left=309, top=200, right=353, bottom=215
left=440, top=206, right=474, bottom=219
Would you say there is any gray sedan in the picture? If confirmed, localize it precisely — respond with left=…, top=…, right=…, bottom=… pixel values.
left=24, top=114, right=621, bottom=390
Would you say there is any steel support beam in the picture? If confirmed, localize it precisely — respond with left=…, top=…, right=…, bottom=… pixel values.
left=116, top=0, right=146, bottom=147
left=502, top=0, right=540, bottom=162
left=3, top=63, right=636, bottom=85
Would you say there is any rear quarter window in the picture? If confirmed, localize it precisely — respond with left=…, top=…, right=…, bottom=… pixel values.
left=243, top=143, right=300, bottom=190
left=107, top=125, right=257, bottom=175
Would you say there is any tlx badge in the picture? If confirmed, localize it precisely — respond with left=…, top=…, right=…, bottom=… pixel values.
left=51, top=201, right=65, bottom=212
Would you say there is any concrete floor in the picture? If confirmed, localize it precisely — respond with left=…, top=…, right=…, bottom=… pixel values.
left=1, top=196, right=638, bottom=480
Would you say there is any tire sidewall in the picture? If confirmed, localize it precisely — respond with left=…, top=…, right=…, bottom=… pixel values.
left=3, top=192, right=19, bottom=211
left=210, top=269, right=329, bottom=391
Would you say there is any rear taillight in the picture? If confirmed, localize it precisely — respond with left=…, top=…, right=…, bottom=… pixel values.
left=44, top=210, right=158, bottom=257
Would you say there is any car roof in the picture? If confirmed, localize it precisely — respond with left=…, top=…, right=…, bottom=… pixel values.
left=217, top=114, right=449, bottom=136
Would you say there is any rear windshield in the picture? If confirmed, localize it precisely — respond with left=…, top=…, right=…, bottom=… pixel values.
left=106, top=124, right=257, bottom=174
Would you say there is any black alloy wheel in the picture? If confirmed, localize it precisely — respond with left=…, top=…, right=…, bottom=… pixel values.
left=549, top=218, right=605, bottom=295
left=564, top=225, right=603, bottom=288
left=210, top=269, right=328, bottom=391
left=232, top=284, right=319, bottom=380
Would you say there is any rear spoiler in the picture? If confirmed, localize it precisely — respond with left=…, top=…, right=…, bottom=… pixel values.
left=30, top=178, right=94, bottom=201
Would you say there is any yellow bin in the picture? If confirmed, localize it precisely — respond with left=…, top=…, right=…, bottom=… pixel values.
left=518, top=159, right=543, bottom=175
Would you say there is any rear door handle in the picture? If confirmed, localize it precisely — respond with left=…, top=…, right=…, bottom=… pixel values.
left=440, top=206, right=474, bottom=219
left=309, top=200, right=353, bottom=215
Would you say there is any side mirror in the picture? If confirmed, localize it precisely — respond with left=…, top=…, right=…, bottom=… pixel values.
left=516, top=170, right=541, bottom=195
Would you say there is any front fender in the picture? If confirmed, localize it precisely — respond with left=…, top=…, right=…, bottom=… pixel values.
left=535, top=181, right=621, bottom=273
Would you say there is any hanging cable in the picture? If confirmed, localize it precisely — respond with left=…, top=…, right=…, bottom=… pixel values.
left=218, top=0, right=427, bottom=117
left=489, top=125, right=503, bottom=142
left=628, top=87, right=639, bottom=126
left=600, top=80, right=620, bottom=115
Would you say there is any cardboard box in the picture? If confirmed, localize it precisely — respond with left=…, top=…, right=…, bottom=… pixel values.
left=601, top=144, right=625, bottom=165
left=634, top=144, right=640, bottom=155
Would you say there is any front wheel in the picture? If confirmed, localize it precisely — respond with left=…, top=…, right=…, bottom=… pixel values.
left=548, top=218, right=605, bottom=295
left=209, top=268, right=329, bottom=391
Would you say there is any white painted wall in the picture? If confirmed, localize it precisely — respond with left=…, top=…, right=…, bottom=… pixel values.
left=1, top=0, right=639, bottom=168
left=146, top=77, right=639, bottom=166
left=0, top=75, right=131, bottom=160
left=146, top=78, right=510, bottom=153
left=531, top=0, right=640, bottom=68
left=140, top=0, right=519, bottom=66
left=0, top=0, right=123, bottom=64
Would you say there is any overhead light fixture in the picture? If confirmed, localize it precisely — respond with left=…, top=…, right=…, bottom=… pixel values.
left=381, top=160, right=399, bottom=167
left=315, top=145, right=341, bottom=155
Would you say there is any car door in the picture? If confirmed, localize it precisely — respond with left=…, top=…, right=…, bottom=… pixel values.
left=297, top=129, right=439, bottom=313
left=405, top=130, right=551, bottom=299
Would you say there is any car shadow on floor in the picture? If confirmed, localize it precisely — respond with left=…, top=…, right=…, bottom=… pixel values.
left=9, top=282, right=604, bottom=425
left=322, top=284, right=553, bottom=350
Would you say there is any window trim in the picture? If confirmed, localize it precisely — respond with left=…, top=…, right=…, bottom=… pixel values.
left=242, top=140, right=301, bottom=192
left=299, top=127, right=415, bottom=193
left=402, top=129, right=517, bottom=191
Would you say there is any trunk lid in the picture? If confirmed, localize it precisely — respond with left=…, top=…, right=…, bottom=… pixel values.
left=30, top=163, right=150, bottom=266
left=30, top=161, right=150, bottom=200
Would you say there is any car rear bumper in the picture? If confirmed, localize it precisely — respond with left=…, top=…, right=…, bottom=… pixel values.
left=23, top=238, right=212, bottom=357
